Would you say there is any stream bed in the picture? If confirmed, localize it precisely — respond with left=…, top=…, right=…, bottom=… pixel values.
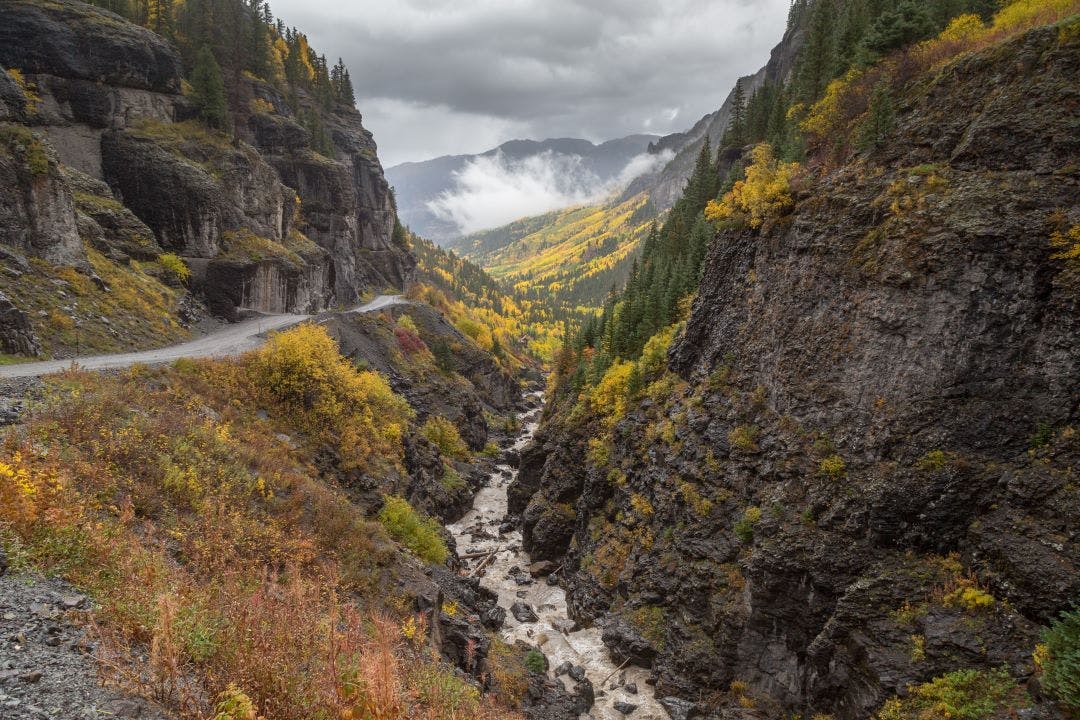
left=448, top=394, right=668, bottom=720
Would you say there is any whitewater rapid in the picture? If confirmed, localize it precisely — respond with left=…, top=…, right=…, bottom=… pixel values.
left=448, top=393, right=668, bottom=719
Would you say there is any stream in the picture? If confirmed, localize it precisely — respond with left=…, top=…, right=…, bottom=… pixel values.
left=448, top=393, right=668, bottom=720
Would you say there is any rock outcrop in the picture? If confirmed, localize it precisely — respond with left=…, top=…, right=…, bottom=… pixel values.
left=517, top=22, right=1079, bottom=719
left=0, top=0, right=410, bottom=325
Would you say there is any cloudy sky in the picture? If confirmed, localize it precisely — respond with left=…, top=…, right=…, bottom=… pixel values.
left=269, top=0, right=792, bottom=167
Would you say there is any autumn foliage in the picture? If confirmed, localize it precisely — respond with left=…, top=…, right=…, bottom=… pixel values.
left=705, top=144, right=799, bottom=229
left=0, top=332, right=511, bottom=720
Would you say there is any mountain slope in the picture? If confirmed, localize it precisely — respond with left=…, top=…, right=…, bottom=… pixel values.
left=514, top=6, right=1080, bottom=719
left=386, top=134, right=658, bottom=242
left=451, top=193, right=656, bottom=323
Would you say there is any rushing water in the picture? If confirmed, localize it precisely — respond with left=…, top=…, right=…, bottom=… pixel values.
left=448, top=393, right=668, bottom=720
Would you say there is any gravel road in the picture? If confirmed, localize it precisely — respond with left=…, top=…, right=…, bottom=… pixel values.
left=0, top=295, right=406, bottom=380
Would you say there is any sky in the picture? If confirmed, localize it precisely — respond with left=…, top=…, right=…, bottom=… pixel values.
left=268, top=0, right=793, bottom=167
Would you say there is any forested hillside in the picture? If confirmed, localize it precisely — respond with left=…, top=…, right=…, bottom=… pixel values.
left=449, top=193, right=656, bottom=328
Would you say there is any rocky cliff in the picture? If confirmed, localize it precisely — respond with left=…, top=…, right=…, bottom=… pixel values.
left=515, top=20, right=1079, bottom=719
left=0, top=0, right=411, bottom=335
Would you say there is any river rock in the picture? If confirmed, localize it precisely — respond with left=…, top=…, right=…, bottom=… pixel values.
left=568, top=665, right=586, bottom=682
left=613, top=701, right=638, bottom=715
left=658, top=697, right=702, bottom=720
left=529, top=560, right=557, bottom=577
left=510, top=602, right=538, bottom=623
left=554, top=661, right=573, bottom=677
left=573, top=677, right=595, bottom=711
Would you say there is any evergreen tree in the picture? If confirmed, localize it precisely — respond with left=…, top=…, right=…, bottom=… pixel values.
left=856, top=82, right=896, bottom=150
left=859, top=1, right=935, bottom=62
left=724, top=79, right=747, bottom=148
left=795, top=0, right=837, bottom=102
left=190, top=45, right=229, bottom=129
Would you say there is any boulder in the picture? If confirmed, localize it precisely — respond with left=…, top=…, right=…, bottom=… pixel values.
left=510, top=602, right=538, bottom=623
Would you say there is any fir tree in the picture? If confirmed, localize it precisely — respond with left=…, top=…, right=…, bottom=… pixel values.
left=190, top=45, right=229, bottom=129
left=859, top=1, right=935, bottom=62
left=724, top=79, right=747, bottom=148
left=856, top=82, right=896, bottom=151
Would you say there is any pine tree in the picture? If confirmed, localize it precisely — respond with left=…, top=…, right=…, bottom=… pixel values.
left=859, top=1, right=935, bottom=62
left=856, top=82, right=896, bottom=151
left=191, top=45, right=229, bottom=129
left=795, top=0, right=838, bottom=102
left=724, top=79, right=747, bottom=148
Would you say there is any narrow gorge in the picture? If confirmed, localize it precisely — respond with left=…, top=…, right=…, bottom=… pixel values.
left=0, top=1, right=1078, bottom=720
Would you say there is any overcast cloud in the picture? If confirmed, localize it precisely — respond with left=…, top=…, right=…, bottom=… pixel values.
left=267, top=0, right=791, bottom=167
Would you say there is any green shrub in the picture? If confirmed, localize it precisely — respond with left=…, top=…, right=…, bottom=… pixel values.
left=421, top=415, right=470, bottom=459
left=378, top=495, right=448, bottom=564
left=876, top=667, right=1026, bottom=720
left=1041, top=607, right=1080, bottom=712
left=524, top=649, right=547, bottom=674
left=439, top=462, right=465, bottom=491
left=734, top=506, right=762, bottom=544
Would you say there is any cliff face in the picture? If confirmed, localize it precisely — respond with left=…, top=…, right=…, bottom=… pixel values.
left=0, top=0, right=411, bottom=326
left=516, top=22, right=1079, bottom=719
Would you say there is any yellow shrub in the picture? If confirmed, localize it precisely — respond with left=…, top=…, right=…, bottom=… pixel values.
left=705, top=144, right=799, bottom=229
left=994, top=0, right=1080, bottom=31
left=421, top=415, right=470, bottom=460
left=800, top=71, right=861, bottom=142
left=158, top=252, right=191, bottom=284
left=818, top=454, right=846, bottom=480
left=639, top=324, right=679, bottom=376
left=629, top=492, right=655, bottom=519
left=589, top=360, right=636, bottom=425
left=251, top=324, right=413, bottom=470
left=942, top=580, right=995, bottom=612
left=1051, top=225, right=1080, bottom=269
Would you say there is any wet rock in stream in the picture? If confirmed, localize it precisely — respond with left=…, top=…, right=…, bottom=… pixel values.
left=510, top=602, right=538, bottom=623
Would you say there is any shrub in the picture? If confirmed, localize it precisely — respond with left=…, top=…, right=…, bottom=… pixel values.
left=630, top=604, right=666, bottom=649
left=705, top=144, right=799, bottom=229
left=917, top=449, right=948, bottom=471
left=422, top=415, right=470, bottom=460
left=629, top=493, right=655, bottom=519
left=251, top=324, right=413, bottom=471
left=1041, top=607, right=1080, bottom=712
left=678, top=480, right=713, bottom=517
left=729, top=425, right=760, bottom=452
left=942, top=582, right=995, bottom=612
left=214, top=684, right=262, bottom=720
left=876, top=667, right=1027, bottom=720
left=524, top=650, right=546, bottom=674
left=734, top=506, right=762, bottom=544
left=439, top=463, right=465, bottom=491
left=639, top=324, right=678, bottom=377
left=818, top=454, right=846, bottom=480
left=158, top=252, right=191, bottom=284
left=589, top=360, right=636, bottom=425
left=6, top=68, right=41, bottom=115
left=378, top=495, right=448, bottom=564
